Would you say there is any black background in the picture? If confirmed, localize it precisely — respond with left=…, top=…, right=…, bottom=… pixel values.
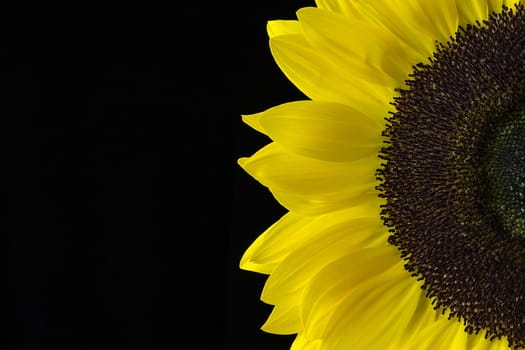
left=3, top=1, right=315, bottom=349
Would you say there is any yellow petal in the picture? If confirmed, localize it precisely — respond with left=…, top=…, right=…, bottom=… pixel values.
left=487, top=0, right=505, bottom=12
left=468, top=331, right=509, bottom=350
left=240, top=212, right=314, bottom=274
left=455, top=0, right=521, bottom=27
left=270, top=188, right=378, bottom=216
left=456, top=0, right=489, bottom=26
left=412, top=0, right=459, bottom=46
left=411, top=315, right=469, bottom=350
left=410, top=309, right=511, bottom=350
left=269, top=34, right=395, bottom=119
left=240, top=198, right=386, bottom=275
left=499, top=0, right=522, bottom=10
left=291, top=333, right=322, bottom=350
left=397, top=292, right=512, bottom=350
left=243, top=101, right=383, bottom=162
left=238, top=142, right=380, bottom=214
left=240, top=112, right=265, bottom=135
left=275, top=187, right=384, bottom=220
left=300, top=247, right=424, bottom=348
left=356, top=0, right=458, bottom=58
left=262, top=301, right=302, bottom=335
left=326, top=278, right=419, bottom=349
left=300, top=248, right=400, bottom=339
left=410, top=307, right=511, bottom=350
left=262, top=216, right=385, bottom=305
left=297, top=7, right=421, bottom=85
left=393, top=291, right=444, bottom=349
left=267, top=20, right=302, bottom=38
left=314, top=0, right=364, bottom=19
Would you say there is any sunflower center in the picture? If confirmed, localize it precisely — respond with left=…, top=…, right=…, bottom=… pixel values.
left=483, top=105, right=525, bottom=238
left=377, top=4, right=525, bottom=348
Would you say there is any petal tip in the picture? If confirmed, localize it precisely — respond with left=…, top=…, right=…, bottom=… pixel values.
left=267, top=20, right=302, bottom=38
left=241, top=113, right=265, bottom=134
left=237, top=157, right=249, bottom=169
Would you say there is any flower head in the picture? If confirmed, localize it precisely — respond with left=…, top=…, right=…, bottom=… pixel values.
left=239, top=1, right=525, bottom=349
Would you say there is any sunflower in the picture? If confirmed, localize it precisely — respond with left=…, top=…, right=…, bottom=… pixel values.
left=238, top=0, right=525, bottom=349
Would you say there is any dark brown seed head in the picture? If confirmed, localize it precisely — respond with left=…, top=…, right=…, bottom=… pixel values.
left=377, top=4, right=525, bottom=348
